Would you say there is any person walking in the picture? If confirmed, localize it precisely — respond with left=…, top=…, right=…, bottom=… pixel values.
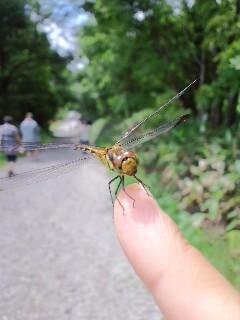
left=20, top=112, right=40, bottom=158
left=0, top=116, right=21, bottom=177
left=80, top=120, right=91, bottom=145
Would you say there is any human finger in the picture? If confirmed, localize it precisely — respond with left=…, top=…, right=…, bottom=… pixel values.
left=114, top=184, right=240, bottom=320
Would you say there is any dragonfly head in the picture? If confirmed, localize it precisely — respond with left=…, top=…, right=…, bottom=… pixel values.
left=120, top=151, right=138, bottom=176
left=108, top=148, right=138, bottom=176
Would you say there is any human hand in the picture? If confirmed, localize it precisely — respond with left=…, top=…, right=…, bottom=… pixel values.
left=114, top=184, right=240, bottom=320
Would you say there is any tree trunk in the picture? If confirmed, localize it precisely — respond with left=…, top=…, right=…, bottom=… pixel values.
left=226, top=92, right=239, bottom=126
left=199, top=51, right=206, bottom=86
left=210, top=101, right=223, bottom=128
left=179, top=92, right=197, bottom=114
left=237, top=0, right=240, bottom=16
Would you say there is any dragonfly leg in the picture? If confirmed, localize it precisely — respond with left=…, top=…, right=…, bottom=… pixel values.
left=115, top=177, right=126, bottom=215
left=108, top=175, right=120, bottom=207
left=134, top=175, right=151, bottom=196
left=108, top=176, right=126, bottom=215
left=121, top=176, right=135, bottom=208
left=114, top=176, right=123, bottom=197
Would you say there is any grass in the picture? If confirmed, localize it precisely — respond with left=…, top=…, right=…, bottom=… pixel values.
left=0, top=153, right=6, bottom=168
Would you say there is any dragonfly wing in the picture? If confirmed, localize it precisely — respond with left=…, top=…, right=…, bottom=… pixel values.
left=115, top=80, right=196, bottom=147
left=0, top=154, right=95, bottom=190
left=0, top=142, right=76, bottom=153
left=119, top=114, right=190, bottom=150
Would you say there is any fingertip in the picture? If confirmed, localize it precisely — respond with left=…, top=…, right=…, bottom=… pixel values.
left=114, top=183, right=160, bottom=224
left=113, top=182, right=181, bottom=285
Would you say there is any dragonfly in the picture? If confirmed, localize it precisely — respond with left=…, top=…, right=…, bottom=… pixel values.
left=0, top=80, right=196, bottom=208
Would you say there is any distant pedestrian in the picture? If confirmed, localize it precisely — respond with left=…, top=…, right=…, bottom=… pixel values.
left=0, top=116, right=21, bottom=177
left=80, top=120, right=91, bottom=145
left=20, top=112, right=40, bottom=158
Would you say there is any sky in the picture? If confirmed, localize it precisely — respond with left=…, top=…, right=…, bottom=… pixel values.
left=32, top=0, right=90, bottom=65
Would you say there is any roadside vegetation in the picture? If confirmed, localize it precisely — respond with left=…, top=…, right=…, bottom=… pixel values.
left=0, top=154, right=5, bottom=167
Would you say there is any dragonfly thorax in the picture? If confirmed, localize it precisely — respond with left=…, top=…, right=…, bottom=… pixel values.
left=107, top=148, right=138, bottom=176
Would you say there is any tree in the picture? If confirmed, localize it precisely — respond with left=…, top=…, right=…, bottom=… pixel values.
left=185, top=0, right=240, bottom=126
left=76, top=0, right=240, bottom=127
left=77, top=0, right=196, bottom=119
left=0, top=0, right=72, bottom=125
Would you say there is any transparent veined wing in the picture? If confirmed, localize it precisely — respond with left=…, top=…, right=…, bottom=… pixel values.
left=0, top=142, right=76, bottom=153
left=119, top=114, right=189, bottom=150
left=0, top=154, right=95, bottom=191
left=115, top=80, right=197, bottom=149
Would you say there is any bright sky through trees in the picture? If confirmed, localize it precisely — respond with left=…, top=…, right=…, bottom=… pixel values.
left=34, top=0, right=90, bottom=66
left=34, top=0, right=190, bottom=69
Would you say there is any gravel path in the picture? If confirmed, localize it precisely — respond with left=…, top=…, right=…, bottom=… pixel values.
left=0, top=150, right=162, bottom=320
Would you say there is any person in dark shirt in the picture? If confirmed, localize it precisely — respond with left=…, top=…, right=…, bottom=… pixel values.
left=0, top=116, right=21, bottom=177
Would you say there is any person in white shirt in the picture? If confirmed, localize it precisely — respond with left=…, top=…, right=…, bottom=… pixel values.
left=20, top=112, right=40, bottom=158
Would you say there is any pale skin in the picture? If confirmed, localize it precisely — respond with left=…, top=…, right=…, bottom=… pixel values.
left=114, top=184, right=240, bottom=320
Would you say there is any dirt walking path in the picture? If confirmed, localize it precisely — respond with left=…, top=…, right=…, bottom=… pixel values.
left=0, top=150, right=162, bottom=320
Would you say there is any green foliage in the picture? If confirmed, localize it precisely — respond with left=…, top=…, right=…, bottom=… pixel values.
left=40, top=130, right=54, bottom=144
left=0, top=153, right=6, bottom=167
left=0, top=0, right=72, bottom=126
left=77, top=0, right=196, bottom=119
left=89, top=117, right=110, bottom=144
left=134, top=121, right=240, bottom=234
left=75, top=0, right=240, bottom=127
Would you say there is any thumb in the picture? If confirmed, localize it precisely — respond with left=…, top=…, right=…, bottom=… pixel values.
left=114, top=184, right=240, bottom=320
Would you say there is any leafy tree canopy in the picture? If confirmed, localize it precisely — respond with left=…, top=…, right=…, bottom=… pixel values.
left=75, top=0, right=240, bottom=127
left=0, top=0, right=72, bottom=126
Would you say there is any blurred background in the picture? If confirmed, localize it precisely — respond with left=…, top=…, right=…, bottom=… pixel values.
left=0, top=0, right=240, bottom=318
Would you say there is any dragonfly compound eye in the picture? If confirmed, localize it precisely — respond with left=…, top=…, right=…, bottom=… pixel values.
left=121, top=157, right=138, bottom=176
